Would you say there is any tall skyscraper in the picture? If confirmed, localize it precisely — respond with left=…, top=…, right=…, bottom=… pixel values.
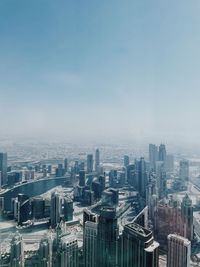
left=64, top=158, right=68, bottom=173
left=79, top=170, right=86, bottom=187
left=138, top=158, right=148, bottom=200
left=10, top=232, right=24, bottom=267
left=62, top=196, right=73, bottom=222
left=0, top=152, right=7, bottom=186
left=167, top=234, right=191, bottom=267
left=95, top=149, right=100, bottom=172
left=60, top=236, right=79, bottom=267
left=83, top=221, right=98, bottom=267
left=97, top=207, right=119, bottom=267
left=124, top=155, right=130, bottom=168
left=87, top=154, right=93, bottom=173
left=158, top=144, right=166, bottom=164
left=50, top=191, right=61, bottom=228
left=181, top=194, right=193, bottom=241
left=149, top=144, right=158, bottom=171
left=122, top=223, right=159, bottom=267
left=39, top=235, right=50, bottom=267
left=179, top=160, right=189, bottom=182
left=155, top=161, right=167, bottom=199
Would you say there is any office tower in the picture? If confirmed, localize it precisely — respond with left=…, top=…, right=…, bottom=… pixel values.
left=167, top=234, right=191, bottom=267
left=109, top=169, right=118, bottom=187
left=97, top=207, right=119, bottom=267
left=138, top=158, right=148, bottom=199
left=124, top=155, right=130, bottom=168
left=179, top=160, right=189, bottom=182
left=181, top=194, right=193, bottom=241
left=149, top=144, right=158, bottom=171
left=99, top=175, right=106, bottom=191
left=87, top=154, right=93, bottom=173
left=60, top=236, right=79, bottom=267
left=10, top=232, right=24, bottom=267
left=51, top=191, right=61, bottom=228
left=83, top=221, right=98, bottom=267
left=122, top=223, right=159, bottom=267
left=64, top=158, right=68, bottom=173
left=155, top=161, right=167, bottom=199
left=127, top=164, right=137, bottom=187
left=0, top=152, right=7, bottom=186
left=79, top=170, right=86, bottom=186
left=47, top=165, right=52, bottom=174
left=158, top=144, right=166, bottom=163
left=95, top=149, right=100, bottom=172
left=17, top=193, right=30, bottom=226
left=62, top=196, right=73, bottom=222
left=39, top=235, right=50, bottom=267
left=56, top=164, right=65, bottom=177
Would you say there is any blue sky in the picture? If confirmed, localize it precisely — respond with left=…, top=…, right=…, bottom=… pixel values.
left=0, top=0, right=200, bottom=143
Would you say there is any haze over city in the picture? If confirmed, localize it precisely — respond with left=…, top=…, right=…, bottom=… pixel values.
left=0, top=0, right=200, bottom=144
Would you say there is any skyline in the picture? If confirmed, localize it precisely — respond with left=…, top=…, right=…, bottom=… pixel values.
left=1, top=0, right=200, bottom=143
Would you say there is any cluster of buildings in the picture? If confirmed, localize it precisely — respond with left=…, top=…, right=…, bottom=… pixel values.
left=0, top=144, right=197, bottom=266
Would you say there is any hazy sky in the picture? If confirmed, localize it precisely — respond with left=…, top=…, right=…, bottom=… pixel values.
left=0, top=0, right=200, bottom=143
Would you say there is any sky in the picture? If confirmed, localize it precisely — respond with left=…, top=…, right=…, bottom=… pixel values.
left=0, top=0, right=200, bottom=144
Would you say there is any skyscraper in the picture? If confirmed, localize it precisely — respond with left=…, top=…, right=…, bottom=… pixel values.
left=155, top=161, right=167, bottom=199
left=149, top=144, right=158, bottom=171
left=181, top=194, right=193, bottom=241
left=0, top=152, right=7, bottom=187
left=51, top=191, right=61, bottom=228
left=179, top=160, right=189, bottom=182
left=97, top=207, right=119, bottom=267
left=83, top=221, right=98, bottom=267
left=122, top=223, right=159, bottom=267
left=124, top=155, right=130, bottom=168
left=95, top=149, right=100, bottom=172
left=158, top=144, right=166, bottom=164
left=10, top=232, right=24, bottom=267
left=39, top=235, right=50, bottom=267
left=64, top=158, right=68, bottom=173
left=79, top=170, right=86, bottom=187
left=87, top=154, right=93, bottom=173
left=138, top=158, right=148, bottom=200
left=167, top=234, right=191, bottom=267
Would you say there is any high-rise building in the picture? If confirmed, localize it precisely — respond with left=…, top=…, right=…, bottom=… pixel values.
left=138, top=158, right=148, bottom=199
left=167, top=234, right=191, bottom=267
left=97, top=207, right=119, bottom=267
left=95, top=149, right=100, bottom=172
left=124, top=155, right=130, bottom=168
left=122, top=223, right=159, bottom=267
left=181, top=194, right=193, bottom=241
left=83, top=221, right=98, bottom=267
left=158, top=144, right=166, bottom=164
left=127, top=164, right=137, bottom=188
left=87, top=154, right=93, bottom=173
left=50, top=191, right=61, bottom=228
left=60, top=236, right=79, bottom=267
left=39, top=235, right=50, bottom=267
left=179, top=160, right=189, bottom=182
left=79, top=170, right=86, bottom=187
left=62, top=196, right=73, bottom=222
left=0, top=152, right=7, bottom=186
left=149, top=144, right=158, bottom=171
left=64, top=158, right=68, bottom=173
left=10, top=232, right=24, bottom=267
left=155, top=161, right=167, bottom=199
